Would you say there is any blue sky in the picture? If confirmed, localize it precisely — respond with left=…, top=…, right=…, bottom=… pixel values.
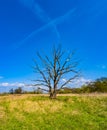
left=0, top=0, right=107, bottom=90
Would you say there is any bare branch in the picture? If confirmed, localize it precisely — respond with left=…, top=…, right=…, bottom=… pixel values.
left=33, top=83, right=49, bottom=88
left=60, top=75, right=78, bottom=89
left=32, top=79, right=46, bottom=83
left=32, top=45, right=80, bottom=98
left=45, top=55, right=53, bottom=68
left=38, top=87, right=49, bottom=92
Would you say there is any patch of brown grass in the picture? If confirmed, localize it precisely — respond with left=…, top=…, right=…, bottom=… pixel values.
left=9, top=99, right=64, bottom=114
left=0, top=107, right=5, bottom=119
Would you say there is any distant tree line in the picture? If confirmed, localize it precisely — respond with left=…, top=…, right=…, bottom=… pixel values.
left=80, top=77, right=107, bottom=93
left=8, top=87, right=43, bottom=94
left=58, top=77, right=107, bottom=94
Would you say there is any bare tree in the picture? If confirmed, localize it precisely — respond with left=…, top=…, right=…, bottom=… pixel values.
left=32, top=46, right=80, bottom=98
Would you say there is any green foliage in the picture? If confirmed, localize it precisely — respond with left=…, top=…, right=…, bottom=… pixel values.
left=14, top=87, right=23, bottom=94
left=8, top=87, right=43, bottom=95
left=81, top=77, right=107, bottom=93
left=58, top=87, right=82, bottom=94
left=33, top=88, right=43, bottom=94
left=58, top=87, right=72, bottom=94
left=58, top=77, right=107, bottom=94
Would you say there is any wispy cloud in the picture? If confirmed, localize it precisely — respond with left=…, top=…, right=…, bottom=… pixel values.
left=15, top=5, right=76, bottom=49
left=73, top=77, right=92, bottom=87
left=0, top=82, right=33, bottom=92
left=0, top=82, right=25, bottom=87
left=62, top=77, right=92, bottom=88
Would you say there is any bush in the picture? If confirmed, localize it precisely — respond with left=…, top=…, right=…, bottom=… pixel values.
left=14, top=87, right=23, bottom=94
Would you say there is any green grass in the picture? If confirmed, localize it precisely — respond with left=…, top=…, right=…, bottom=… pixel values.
left=0, top=94, right=107, bottom=130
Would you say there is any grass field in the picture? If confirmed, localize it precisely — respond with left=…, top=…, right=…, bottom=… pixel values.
left=0, top=94, right=107, bottom=130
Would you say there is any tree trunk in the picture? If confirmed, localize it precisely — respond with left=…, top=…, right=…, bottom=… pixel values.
left=49, top=91, right=57, bottom=99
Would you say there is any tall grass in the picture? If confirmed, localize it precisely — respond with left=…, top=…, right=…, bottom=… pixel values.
left=0, top=94, right=107, bottom=130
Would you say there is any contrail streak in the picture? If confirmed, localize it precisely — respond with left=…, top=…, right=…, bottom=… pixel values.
left=33, top=1, right=60, bottom=39
left=18, top=0, right=60, bottom=40
left=15, top=7, right=76, bottom=49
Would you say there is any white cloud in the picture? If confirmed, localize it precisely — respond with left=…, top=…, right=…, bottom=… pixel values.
left=1, top=83, right=9, bottom=87
left=62, top=78, right=67, bottom=82
left=73, top=77, right=92, bottom=87
left=0, top=82, right=36, bottom=93
left=0, top=82, right=25, bottom=87
left=62, top=77, right=92, bottom=88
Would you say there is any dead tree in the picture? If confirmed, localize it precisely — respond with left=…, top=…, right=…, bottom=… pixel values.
left=32, top=46, right=80, bottom=98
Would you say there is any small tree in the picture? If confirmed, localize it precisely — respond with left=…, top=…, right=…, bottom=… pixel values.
left=14, top=87, right=22, bottom=94
left=33, top=87, right=43, bottom=94
left=9, top=88, right=14, bottom=94
left=32, top=46, right=80, bottom=98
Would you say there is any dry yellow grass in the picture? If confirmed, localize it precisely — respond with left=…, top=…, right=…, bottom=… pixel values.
left=0, top=107, right=5, bottom=119
left=0, top=93, right=107, bottom=100
left=8, top=96, right=64, bottom=114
